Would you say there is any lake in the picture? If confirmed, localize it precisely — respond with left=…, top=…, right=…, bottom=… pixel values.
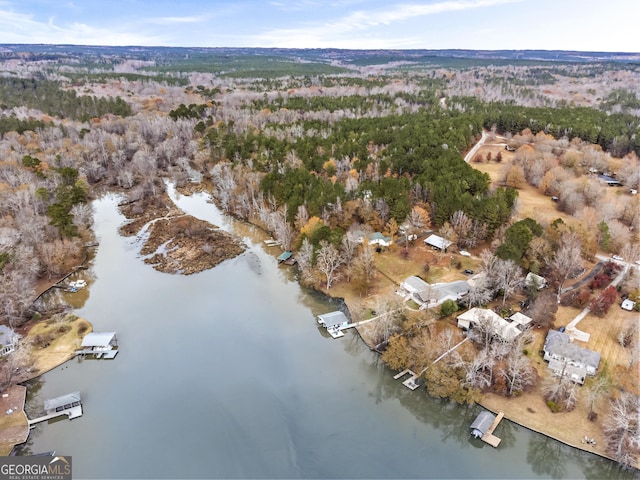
left=16, top=188, right=633, bottom=479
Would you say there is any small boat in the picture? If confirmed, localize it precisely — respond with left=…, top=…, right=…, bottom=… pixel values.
left=66, top=279, right=87, bottom=292
left=263, top=239, right=281, bottom=247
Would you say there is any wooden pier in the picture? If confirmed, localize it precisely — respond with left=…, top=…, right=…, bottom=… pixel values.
left=393, top=369, right=420, bottom=390
left=481, top=412, right=504, bottom=447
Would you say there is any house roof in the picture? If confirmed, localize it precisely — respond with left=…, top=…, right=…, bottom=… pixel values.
left=525, top=272, right=546, bottom=287
left=430, top=280, right=470, bottom=300
left=544, top=330, right=601, bottom=370
left=424, top=234, right=452, bottom=250
left=368, top=232, right=392, bottom=244
left=470, top=411, right=495, bottom=435
left=81, top=332, right=117, bottom=348
left=548, top=358, right=587, bottom=382
left=318, top=311, right=349, bottom=328
left=401, top=276, right=430, bottom=293
left=509, top=312, right=533, bottom=327
left=598, top=174, right=622, bottom=185
left=621, top=299, right=636, bottom=311
left=44, top=391, right=81, bottom=411
left=0, top=325, right=17, bottom=346
left=457, top=308, right=521, bottom=341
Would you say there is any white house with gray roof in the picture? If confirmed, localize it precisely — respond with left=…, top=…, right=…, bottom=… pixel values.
left=457, top=308, right=522, bottom=342
left=398, top=277, right=469, bottom=309
left=543, top=330, right=601, bottom=384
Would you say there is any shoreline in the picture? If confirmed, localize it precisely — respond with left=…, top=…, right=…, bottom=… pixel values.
left=8, top=185, right=633, bottom=469
left=336, top=289, right=637, bottom=470
left=187, top=185, right=634, bottom=469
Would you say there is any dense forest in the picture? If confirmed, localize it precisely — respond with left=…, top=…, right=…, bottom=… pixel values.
left=0, top=45, right=638, bottom=469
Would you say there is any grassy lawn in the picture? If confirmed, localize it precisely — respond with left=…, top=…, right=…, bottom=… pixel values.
left=16, top=314, right=92, bottom=382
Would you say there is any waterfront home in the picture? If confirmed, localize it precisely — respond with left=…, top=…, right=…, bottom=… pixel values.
left=427, top=281, right=470, bottom=308
left=424, top=234, right=452, bottom=251
left=542, top=330, right=601, bottom=384
left=397, top=276, right=430, bottom=304
left=457, top=308, right=521, bottom=342
left=77, top=332, right=118, bottom=359
left=0, top=325, right=18, bottom=356
left=398, top=277, right=469, bottom=309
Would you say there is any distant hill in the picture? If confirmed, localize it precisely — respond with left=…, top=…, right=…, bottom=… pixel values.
left=1, top=44, right=639, bottom=67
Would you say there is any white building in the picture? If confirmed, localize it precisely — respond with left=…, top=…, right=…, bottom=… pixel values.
left=457, top=308, right=521, bottom=342
left=424, top=234, right=452, bottom=251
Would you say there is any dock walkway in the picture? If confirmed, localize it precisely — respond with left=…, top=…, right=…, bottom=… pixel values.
left=392, top=369, right=420, bottom=390
left=481, top=412, right=504, bottom=447
left=28, top=405, right=83, bottom=428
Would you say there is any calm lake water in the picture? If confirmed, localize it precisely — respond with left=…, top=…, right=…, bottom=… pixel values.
left=16, top=187, right=635, bottom=479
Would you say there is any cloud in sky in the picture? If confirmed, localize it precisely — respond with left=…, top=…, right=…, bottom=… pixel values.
left=253, top=0, right=521, bottom=48
left=0, top=0, right=638, bottom=52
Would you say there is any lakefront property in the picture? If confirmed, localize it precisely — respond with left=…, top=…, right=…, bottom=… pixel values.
left=0, top=43, right=638, bottom=476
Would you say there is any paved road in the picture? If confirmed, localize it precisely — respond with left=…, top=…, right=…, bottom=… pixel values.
left=464, top=131, right=488, bottom=163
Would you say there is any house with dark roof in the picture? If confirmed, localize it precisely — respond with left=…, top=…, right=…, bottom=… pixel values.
left=543, top=330, right=601, bottom=384
left=598, top=174, right=622, bottom=187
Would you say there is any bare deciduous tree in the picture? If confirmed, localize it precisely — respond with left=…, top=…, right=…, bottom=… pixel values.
left=316, top=240, right=343, bottom=289
left=296, top=238, right=314, bottom=285
left=603, top=392, right=640, bottom=470
left=551, top=231, right=583, bottom=300
left=495, top=258, right=524, bottom=305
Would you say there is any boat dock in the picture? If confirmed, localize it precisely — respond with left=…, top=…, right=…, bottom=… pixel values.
left=76, top=332, right=118, bottom=359
left=481, top=412, right=504, bottom=447
left=393, top=369, right=420, bottom=390
left=28, top=392, right=83, bottom=428
left=470, top=410, right=504, bottom=447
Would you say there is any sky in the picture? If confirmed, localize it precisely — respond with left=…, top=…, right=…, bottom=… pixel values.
left=0, top=0, right=638, bottom=52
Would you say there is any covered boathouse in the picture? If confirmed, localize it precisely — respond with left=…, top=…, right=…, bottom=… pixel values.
left=77, top=332, right=118, bottom=359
